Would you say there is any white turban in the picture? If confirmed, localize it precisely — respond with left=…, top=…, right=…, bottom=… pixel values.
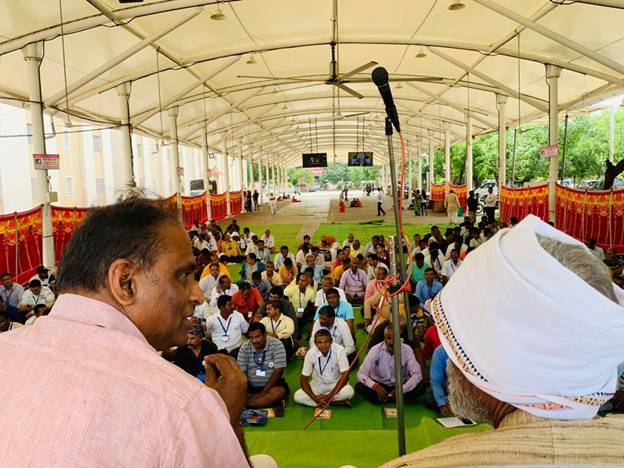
left=433, top=215, right=624, bottom=420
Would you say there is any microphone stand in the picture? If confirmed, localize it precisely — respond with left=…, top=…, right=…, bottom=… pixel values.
left=385, top=117, right=406, bottom=456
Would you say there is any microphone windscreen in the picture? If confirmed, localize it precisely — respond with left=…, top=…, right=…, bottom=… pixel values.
left=371, top=67, right=389, bottom=87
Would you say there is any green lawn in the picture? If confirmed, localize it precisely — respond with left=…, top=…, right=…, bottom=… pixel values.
left=227, top=220, right=488, bottom=468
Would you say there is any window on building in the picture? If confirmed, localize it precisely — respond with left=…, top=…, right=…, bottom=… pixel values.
left=92, top=134, right=102, bottom=153
left=63, top=132, right=70, bottom=150
left=65, top=176, right=74, bottom=197
left=26, top=124, right=32, bottom=145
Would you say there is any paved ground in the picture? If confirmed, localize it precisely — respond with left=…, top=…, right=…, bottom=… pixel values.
left=233, top=190, right=448, bottom=230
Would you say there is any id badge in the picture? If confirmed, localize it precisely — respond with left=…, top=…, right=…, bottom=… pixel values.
left=255, top=369, right=266, bottom=377
left=221, top=335, right=229, bottom=342
left=297, top=306, right=304, bottom=318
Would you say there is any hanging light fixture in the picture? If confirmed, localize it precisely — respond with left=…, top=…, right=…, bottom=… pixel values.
left=415, top=46, right=427, bottom=58
left=246, top=53, right=256, bottom=65
left=210, top=3, right=226, bottom=21
left=448, top=1, right=466, bottom=11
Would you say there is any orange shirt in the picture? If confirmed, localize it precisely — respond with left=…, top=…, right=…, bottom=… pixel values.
left=231, top=288, right=264, bottom=320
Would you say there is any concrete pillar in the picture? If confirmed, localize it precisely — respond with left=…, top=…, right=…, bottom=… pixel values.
left=264, top=158, right=270, bottom=203
left=417, top=145, right=423, bottom=191
left=258, top=155, right=264, bottom=203
left=546, top=64, right=561, bottom=222
left=238, top=154, right=244, bottom=192
left=23, top=42, right=55, bottom=268
left=609, top=105, right=616, bottom=163
left=201, top=126, right=211, bottom=220
left=408, top=144, right=413, bottom=197
left=428, top=137, right=434, bottom=192
left=497, top=94, right=508, bottom=190
left=115, top=83, right=135, bottom=192
left=465, top=115, right=473, bottom=191
left=223, top=151, right=231, bottom=216
left=250, top=152, right=255, bottom=193
left=168, top=107, right=182, bottom=223
left=444, top=129, right=451, bottom=185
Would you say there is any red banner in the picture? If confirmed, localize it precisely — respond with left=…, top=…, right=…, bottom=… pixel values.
left=0, top=206, right=43, bottom=283
left=448, top=183, right=467, bottom=210
left=430, top=183, right=445, bottom=201
left=499, top=184, right=549, bottom=224
left=210, top=193, right=227, bottom=221
left=229, top=191, right=242, bottom=216
left=51, top=206, right=89, bottom=265
left=181, top=195, right=208, bottom=229
left=556, top=184, right=624, bottom=251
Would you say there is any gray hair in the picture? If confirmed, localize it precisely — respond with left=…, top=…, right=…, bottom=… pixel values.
left=537, top=235, right=616, bottom=303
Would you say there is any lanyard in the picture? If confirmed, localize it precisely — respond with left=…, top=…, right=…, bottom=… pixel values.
left=32, top=294, right=42, bottom=304
left=299, top=291, right=305, bottom=306
left=3, top=289, right=13, bottom=304
left=217, top=316, right=232, bottom=335
left=318, top=350, right=332, bottom=376
left=254, top=350, right=266, bottom=368
left=271, top=319, right=282, bottom=334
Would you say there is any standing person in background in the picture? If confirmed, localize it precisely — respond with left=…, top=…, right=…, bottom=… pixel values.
left=253, top=190, right=260, bottom=211
left=467, top=190, right=478, bottom=223
left=444, top=190, right=460, bottom=224
left=420, top=190, right=428, bottom=216
left=269, top=193, right=277, bottom=215
left=377, top=189, right=386, bottom=216
left=483, top=187, right=497, bottom=223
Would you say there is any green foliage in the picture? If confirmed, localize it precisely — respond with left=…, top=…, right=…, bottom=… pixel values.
left=287, top=167, right=314, bottom=187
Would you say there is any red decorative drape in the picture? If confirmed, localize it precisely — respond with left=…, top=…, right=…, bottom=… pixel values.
left=181, top=195, right=208, bottom=229
left=499, top=184, right=549, bottom=224
left=51, top=206, right=89, bottom=264
left=229, top=191, right=242, bottom=216
left=0, top=206, right=43, bottom=283
left=430, top=183, right=445, bottom=201
left=556, top=184, right=624, bottom=251
left=210, top=193, right=227, bottom=221
left=448, top=183, right=467, bottom=209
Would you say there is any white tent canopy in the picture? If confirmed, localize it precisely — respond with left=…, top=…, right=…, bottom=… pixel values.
left=1, top=0, right=623, bottom=167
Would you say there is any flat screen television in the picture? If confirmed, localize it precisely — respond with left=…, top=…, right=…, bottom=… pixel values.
left=348, top=151, right=373, bottom=166
left=302, top=153, right=328, bottom=168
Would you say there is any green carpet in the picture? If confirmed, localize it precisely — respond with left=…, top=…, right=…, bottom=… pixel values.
left=224, top=220, right=488, bottom=467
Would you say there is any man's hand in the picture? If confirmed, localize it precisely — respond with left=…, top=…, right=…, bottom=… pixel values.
left=204, top=354, right=247, bottom=424
left=439, top=405, right=452, bottom=417
left=373, top=384, right=389, bottom=402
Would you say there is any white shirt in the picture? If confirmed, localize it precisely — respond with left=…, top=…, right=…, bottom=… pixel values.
left=193, top=302, right=215, bottom=322
left=377, top=192, right=383, bottom=202
left=424, top=254, right=444, bottom=276
left=205, top=311, right=249, bottom=352
left=484, top=193, right=497, bottom=208
left=20, top=287, right=55, bottom=309
left=314, top=287, right=347, bottom=307
left=260, top=314, right=295, bottom=340
left=245, top=243, right=259, bottom=255
left=209, top=284, right=239, bottom=309
left=445, top=243, right=468, bottom=260
left=29, top=274, right=53, bottom=288
left=442, top=259, right=462, bottom=280
left=589, top=246, right=605, bottom=261
left=199, top=274, right=220, bottom=301
left=295, top=250, right=308, bottom=266
left=302, top=343, right=349, bottom=385
left=261, top=234, right=275, bottom=249
left=0, top=284, right=24, bottom=308
left=273, top=253, right=295, bottom=269
left=311, top=318, right=355, bottom=355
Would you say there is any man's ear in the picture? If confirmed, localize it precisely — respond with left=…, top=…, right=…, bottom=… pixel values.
left=108, top=259, right=138, bottom=307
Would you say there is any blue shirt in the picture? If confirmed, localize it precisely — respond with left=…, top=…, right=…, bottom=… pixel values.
left=430, top=345, right=449, bottom=407
left=314, top=300, right=354, bottom=321
left=415, top=279, right=443, bottom=308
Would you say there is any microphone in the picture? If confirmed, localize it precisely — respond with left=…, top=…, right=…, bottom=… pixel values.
left=371, top=66, right=401, bottom=133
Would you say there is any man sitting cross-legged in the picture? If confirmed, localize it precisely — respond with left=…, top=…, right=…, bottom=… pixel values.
left=311, top=305, right=356, bottom=364
left=339, top=257, right=369, bottom=305
left=355, top=323, right=425, bottom=404
left=314, top=287, right=354, bottom=335
left=205, top=294, right=248, bottom=358
left=237, top=322, right=289, bottom=409
left=294, top=329, right=355, bottom=408
left=260, top=301, right=295, bottom=360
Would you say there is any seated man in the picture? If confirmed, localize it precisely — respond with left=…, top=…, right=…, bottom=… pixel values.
left=219, top=233, right=245, bottom=263
left=171, top=323, right=218, bottom=382
left=339, top=257, right=369, bottom=305
left=273, top=245, right=296, bottom=270
left=205, top=294, right=248, bottom=358
left=200, top=252, right=231, bottom=280
left=251, top=271, right=271, bottom=302
left=260, top=301, right=295, bottom=359
left=237, top=322, right=288, bottom=409
left=331, top=256, right=349, bottom=283
left=278, top=257, right=298, bottom=285
left=414, top=268, right=442, bottom=310
left=209, top=275, right=239, bottom=311
left=355, top=323, right=425, bottom=404
left=315, top=275, right=347, bottom=307
left=350, top=239, right=364, bottom=259
left=231, top=281, right=264, bottom=321
left=284, top=274, right=315, bottom=323
left=19, top=279, right=55, bottom=322
left=261, top=261, right=283, bottom=287
left=294, top=329, right=354, bottom=408
left=255, top=240, right=272, bottom=265
left=342, top=233, right=354, bottom=248
left=29, top=265, right=55, bottom=289
left=0, top=272, right=24, bottom=323
left=198, top=262, right=221, bottom=302
left=441, top=248, right=462, bottom=284
left=24, top=303, right=48, bottom=326
left=240, top=253, right=265, bottom=283
left=311, top=306, right=356, bottom=363
left=295, top=244, right=310, bottom=270
left=261, top=229, right=275, bottom=251
left=314, top=288, right=354, bottom=334
left=304, top=254, right=323, bottom=284
left=383, top=216, right=624, bottom=467
left=410, top=253, right=430, bottom=285
left=422, top=345, right=451, bottom=416
left=0, top=310, right=22, bottom=332
left=244, top=235, right=259, bottom=255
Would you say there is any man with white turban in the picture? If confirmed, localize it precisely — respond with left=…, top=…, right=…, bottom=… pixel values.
left=383, top=215, right=624, bottom=467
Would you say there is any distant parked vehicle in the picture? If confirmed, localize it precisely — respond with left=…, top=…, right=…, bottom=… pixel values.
left=576, top=179, right=600, bottom=190
left=475, top=180, right=498, bottom=203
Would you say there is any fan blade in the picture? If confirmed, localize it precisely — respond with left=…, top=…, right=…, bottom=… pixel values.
left=340, top=61, right=378, bottom=80
left=338, top=111, right=369, bottom=120
left=336, top=83, right=364, bottom=100
left=345, top=76, right=444, bottom=83
left=236, top=75, right=324, bottom=83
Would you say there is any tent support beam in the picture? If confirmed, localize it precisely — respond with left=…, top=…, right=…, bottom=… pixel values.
left=169, top=107, right=183, bottom=223
left=546, top=64, right=561, bottom=223
left=497, top=94, right=507, bottom=190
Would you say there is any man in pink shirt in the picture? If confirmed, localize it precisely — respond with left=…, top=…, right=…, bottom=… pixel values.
left=0, top=198, right=269, bottom=467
